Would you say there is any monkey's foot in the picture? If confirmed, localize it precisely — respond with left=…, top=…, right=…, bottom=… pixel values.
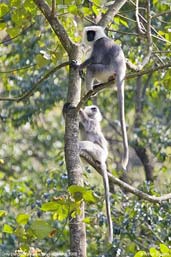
left=108, top=74, right=116, bottom=81
left=93, top=84, right=101, bottom=90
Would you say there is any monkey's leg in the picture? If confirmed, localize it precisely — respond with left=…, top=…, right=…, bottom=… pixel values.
left=79, top=141, right=101, bottom=161
left=85, top=69, right=95, bottom=91
left=88, top=64, right=114, bottom=82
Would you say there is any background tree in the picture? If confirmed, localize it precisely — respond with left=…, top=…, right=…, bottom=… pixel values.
left=0, top=0, right=171, bottom=256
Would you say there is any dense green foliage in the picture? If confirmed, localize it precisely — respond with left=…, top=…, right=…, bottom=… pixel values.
left=0, top=0, right=171, bottom=256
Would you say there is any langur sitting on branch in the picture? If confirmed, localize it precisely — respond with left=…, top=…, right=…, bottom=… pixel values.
left=73, top=25, right=129, bottom=170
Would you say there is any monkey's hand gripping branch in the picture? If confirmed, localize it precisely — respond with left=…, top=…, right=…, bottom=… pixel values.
left=71, top=60, right=85, bottom=80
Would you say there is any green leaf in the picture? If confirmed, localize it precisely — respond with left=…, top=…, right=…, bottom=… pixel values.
left=160, top=244, right=169, bottom=253
left=16, top=213, right=30, bottom=225
left=68, top=185, right=86, bottom=194
left=53, top=206, right=68, bottom=221
left=149, top=247, right=160, bottom=257
left=68, top=185, right=96, bottom=203
left=10, top=0, right=21, bottom=6
left=23, top=0, right=36, bottom=13
left=92, top=0, right=101, bottom=5
left=134, top=251, right=147, bottom=257
left=36, top=54, right=49, bottom=68
left=68, top=185, right=85, bottom=201
left=41, top=202, right=60, bottom=212
left=92, top=5, right=99, bottom=16
left=81, top=7, right=92, bottom=16
left=30, top=219, right=53, bottom=239
left=68, top=5, right=78, bottom=14
left=119, top=18, right=128, bottom=28
left=15, top=226, right=26, bottom=239
left=0, top=171, right=5, bottom=179
left=114, top=16, right=120, bottom=25
left=83, top=190, right=96, bottom=203
left=0, top=210, right=6, bottom=218
left=7, top=27, right=20, bottom=38
left=83, top=217, right=91, bottom=224
left=0, top=4, right=9, bottom=16
left=3, top=224, right=14, bottom=234
left=0, top=23, right=6, bottom=30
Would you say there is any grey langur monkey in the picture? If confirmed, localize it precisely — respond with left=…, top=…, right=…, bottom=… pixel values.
left=73, top=26, right=129, bottom=170
left=79, top=105, right=113, bottom=243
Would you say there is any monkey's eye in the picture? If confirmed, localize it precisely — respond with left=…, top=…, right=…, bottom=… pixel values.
left=91, top=107, right=97, bottom=112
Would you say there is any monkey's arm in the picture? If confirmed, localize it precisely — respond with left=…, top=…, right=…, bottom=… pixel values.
left=79, top=57, right=92, bottom=70
left=79, top=109, right=89, bottom=122
left=79, top=109, right=91, bottom=130
left=71, top=57, right=93, bottom=70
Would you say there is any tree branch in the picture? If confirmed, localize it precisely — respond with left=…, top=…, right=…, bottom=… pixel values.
left=152, top=10, right=171, bottom=19
left=0, top=23, right=35, bottom=45
left=80, top=154, right=171, bottom=203
left=98, top=0, right=128, bottom=27
left=135, top=0, right=146, bottom=34
left=134, top=2, right=171, bottom=45
left=76, top=63, right=171, bottom=110
left=76, top=81, right=113, bottom=111
left=0, top=61, right=70, bottom=102
left=127, top=0, right=153, bottom=71
left=51, top=0, right=56, bottom=17
left=0, top=64, right=36, bottom=74
left=137, top=0, right=153, bottom=70
left=33, top=0, right=74, bottom=54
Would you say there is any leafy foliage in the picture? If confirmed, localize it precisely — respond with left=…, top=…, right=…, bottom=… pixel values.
left=0, top=0, right=171, bottom=256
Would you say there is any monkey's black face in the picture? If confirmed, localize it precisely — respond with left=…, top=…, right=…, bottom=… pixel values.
left=87, top=30, right=95, bottom=42
left=84, top=105, right=102, bottom=121
left=91, top=106, right=97, bottom=112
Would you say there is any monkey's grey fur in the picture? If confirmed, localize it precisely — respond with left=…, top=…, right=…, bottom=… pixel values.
left=79, top=105, right=113, bottom=243
left=75, top=26, right=129, bottom=170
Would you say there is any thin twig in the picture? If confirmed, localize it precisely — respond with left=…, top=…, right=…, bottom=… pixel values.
left=0, top=61, right=70, bottom=102
left=137, top=0, right=153, bottom=70
left=135, top=0, right=146, bottom=34
left=51, top=0, right=56, bottom=17
left=0, top=64, right=36, bottom=74
left=130, top=0, right=171, bottom=45
left=0, top=23, right=35, bottom=45
left=99, top=0, right=128, bottom=27
left=152, top=10, right=171, bottom=19
left=138, top=12, right=171, bottom=45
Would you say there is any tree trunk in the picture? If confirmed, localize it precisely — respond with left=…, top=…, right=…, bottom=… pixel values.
left=64, top=49, right=86, bottom=256
left=134, top=76, right=154, bottom=182
left=134, top=143, right=154, bottom=182
left=65, top=107, right=86, bottom=257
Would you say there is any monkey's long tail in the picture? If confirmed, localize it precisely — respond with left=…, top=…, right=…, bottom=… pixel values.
left=117, top=77, right=129, bottom=170
left=101, top=164, right=113, bottom=243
